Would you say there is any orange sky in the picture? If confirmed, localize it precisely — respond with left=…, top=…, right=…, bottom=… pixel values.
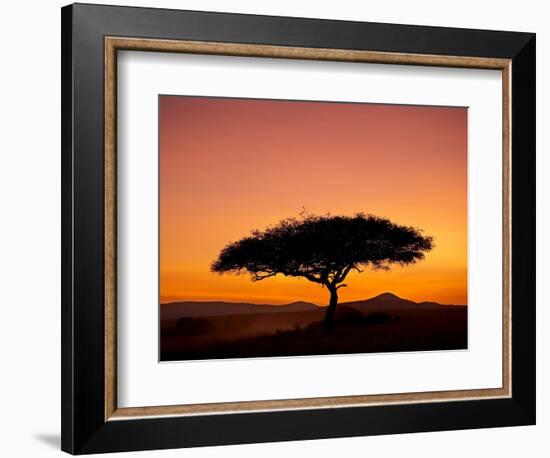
left=159, top=96, right=467, bottom=306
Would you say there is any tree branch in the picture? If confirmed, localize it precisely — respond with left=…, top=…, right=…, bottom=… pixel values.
left=335, top=264, right=355, bottom=283
left=298, top=272, right=324, bottom=284
left=251, top=271, right=278, bottom=282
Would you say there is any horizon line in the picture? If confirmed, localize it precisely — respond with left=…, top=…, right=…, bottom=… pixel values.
left=160, top=292, right=467, bottom=307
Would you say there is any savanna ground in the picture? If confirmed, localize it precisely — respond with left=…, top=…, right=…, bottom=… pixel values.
left=160, top=304, right=467, bottom=361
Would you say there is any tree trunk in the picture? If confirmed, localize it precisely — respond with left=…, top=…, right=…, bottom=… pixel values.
left=323, top=286, right=338, bottom=331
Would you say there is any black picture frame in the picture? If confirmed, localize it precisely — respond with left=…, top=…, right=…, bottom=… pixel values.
left=61, top=3, right=535, bottom=454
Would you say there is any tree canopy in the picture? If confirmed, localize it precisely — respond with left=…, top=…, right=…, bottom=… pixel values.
left=211, top=213, right=434, bottom=328
left=211, top=213, right=433, bottom=285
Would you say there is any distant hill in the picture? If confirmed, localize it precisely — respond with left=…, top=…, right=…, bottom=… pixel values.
left=343, top=292, right=416, bottom=310
left=160, top=292, right=465, bottom=321
left=161, top=300, right=319, bottom=320
left=343, top=292, right=465, bottom=313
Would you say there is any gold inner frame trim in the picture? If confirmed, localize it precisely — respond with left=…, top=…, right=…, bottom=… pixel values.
left=104, top=36, right=512, bottom=421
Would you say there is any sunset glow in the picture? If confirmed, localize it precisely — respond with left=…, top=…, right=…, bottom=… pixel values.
left=160, top=96, right=467, bottom=306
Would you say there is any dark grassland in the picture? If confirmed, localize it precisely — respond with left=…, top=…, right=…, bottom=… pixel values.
left=160, top=302, right=467, bottom=361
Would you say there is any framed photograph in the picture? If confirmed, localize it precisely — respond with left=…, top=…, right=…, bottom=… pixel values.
left=61, top=3, right=536, bottom=454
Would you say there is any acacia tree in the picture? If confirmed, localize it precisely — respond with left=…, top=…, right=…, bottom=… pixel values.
left=211, top=213, right=433, bottom=329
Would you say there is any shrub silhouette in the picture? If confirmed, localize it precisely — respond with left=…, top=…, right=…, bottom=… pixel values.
left=211, top=213, right=433, bottom=330
left=333, top=305, right=364, bottom=324
left=364, top=312, right=392, bottom=325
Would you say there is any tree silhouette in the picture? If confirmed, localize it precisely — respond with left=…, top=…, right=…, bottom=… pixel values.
left=211, top=213, right=434, bottom=330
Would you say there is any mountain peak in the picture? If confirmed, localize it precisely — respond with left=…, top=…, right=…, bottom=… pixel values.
left=373, top=292, right=401, bottom=300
